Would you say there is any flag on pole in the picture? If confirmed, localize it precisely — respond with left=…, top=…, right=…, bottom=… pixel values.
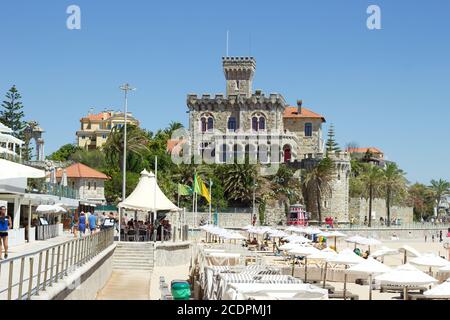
left=178, top=184, right=192, bottom=196
left=194, top=174, right=211, bottom=204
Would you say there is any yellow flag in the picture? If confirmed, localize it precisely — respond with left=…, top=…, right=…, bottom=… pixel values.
left=200, top=179, right=211, bottom=204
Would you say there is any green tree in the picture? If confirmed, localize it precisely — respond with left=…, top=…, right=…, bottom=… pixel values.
left=0, top=85, right=26, bottom=138
left=69, top=149, right=107, bottom=170
left=47, top=144, right=81, bottom=161
left=359, top=163, right=383, bottom=227
left=381, top=163, right=408, bottom=226
left=302, top=157, right=335, bottom=223
left=429, top=179, right=450, bottom=217
left=408, top=183, right=435, bottom=221
left=325, top=124, right=341, bottom=154
left=103, top=125, right=150, bottom=171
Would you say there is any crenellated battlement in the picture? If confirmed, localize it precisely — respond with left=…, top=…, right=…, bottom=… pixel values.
left=187, top=92, right=287, bottom=110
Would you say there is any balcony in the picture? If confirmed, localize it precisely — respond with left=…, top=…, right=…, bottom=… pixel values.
left=27, top=183, right=80, bottom=200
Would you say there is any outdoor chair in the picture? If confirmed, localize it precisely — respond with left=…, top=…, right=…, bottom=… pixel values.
left=127, top=229, right=137, bottom=242
left=138, top=229, right=147, bottom=242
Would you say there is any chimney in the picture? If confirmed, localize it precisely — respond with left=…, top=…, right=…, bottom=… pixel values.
left=297, top=100, right=303, bottom=114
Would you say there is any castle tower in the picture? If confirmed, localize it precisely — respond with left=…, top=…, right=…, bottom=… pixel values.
left=223, top=57, right=256, bottom=97
left=322, top=151, right=351, bottom=224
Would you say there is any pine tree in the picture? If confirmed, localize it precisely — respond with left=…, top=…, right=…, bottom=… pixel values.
left=1, top=85, right=26, bottom=138
left=325, top=124, right=341, bottom=154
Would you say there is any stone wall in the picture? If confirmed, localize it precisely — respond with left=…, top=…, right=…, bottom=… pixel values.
left=264, top=199, right=287, bottom=226
left=154, top=242, right=192, bottom=267
left=184, top=211, right=253, bottom=228
left=283, top=118, right=323, bottom=157
left=349, top=198, right=414, bottom=224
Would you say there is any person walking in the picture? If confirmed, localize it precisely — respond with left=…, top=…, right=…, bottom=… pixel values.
left=88, top=213, right=97, bottom=235
left=0, top=206, right=12, bottom=259
left=439, top=230, right=443, bottom=242
left=78, top=212, right=87, bottom=238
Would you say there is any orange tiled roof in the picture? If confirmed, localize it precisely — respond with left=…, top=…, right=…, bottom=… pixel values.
left=81, top=112, right=112, bottom=122
left=283, top=107, right=326, bottom=122
left=347, top=147, right=384, bottom=155
left=56, top=163, right=109, bottom=180
left=167, top=139, right=187, bottom=153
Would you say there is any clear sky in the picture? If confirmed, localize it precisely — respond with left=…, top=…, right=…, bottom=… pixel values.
left=0, top=0, right=449, bottom=184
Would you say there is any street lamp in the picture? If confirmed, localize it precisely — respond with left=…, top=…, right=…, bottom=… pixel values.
left=118, top=83, right=136, bottom=240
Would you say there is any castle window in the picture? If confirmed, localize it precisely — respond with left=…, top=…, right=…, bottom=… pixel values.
left=251, top=113, right=267, bottom=132
left=200, top=114, right=214, bottom=133
left=228, top=117, right=237, bottom=131
left=305, top=123, right=313, bottom=137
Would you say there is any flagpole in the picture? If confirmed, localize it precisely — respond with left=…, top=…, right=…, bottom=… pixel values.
left=153, top=156, right=158, bottom=243
left=209, top=180, right=212, bottom=224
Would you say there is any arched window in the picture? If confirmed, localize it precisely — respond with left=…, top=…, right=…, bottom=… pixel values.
left=305, top=123, right=313, bottom=137
left=200, top=113, right=214, bottom=133
left=228, top=117, right=237, bottom=131
left=251, top=113, right=267, bottom=132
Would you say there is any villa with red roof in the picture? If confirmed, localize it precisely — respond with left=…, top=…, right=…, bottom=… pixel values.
left=56, top=163, right=110, bottom=205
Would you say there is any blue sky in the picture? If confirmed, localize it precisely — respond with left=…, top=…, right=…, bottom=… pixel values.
left=0, top=0, right=449, bottom=184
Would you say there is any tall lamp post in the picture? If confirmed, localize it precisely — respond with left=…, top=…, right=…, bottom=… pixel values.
left=119, top=83, right=136, bottom=240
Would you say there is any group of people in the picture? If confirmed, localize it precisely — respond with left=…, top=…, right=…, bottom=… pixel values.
left=121, top=213, right=173, bottom=241
left=71, top=211, right=116, bottom=238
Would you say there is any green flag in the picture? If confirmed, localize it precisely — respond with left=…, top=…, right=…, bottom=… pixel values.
left=193, top=174, right=202, bottom=194
left=178, top=184, right=192, bottom=196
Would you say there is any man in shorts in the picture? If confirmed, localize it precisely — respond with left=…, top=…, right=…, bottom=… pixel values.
left=0, top=206, right=12, bottom=259
left=88, top=212, right=97, bottom=234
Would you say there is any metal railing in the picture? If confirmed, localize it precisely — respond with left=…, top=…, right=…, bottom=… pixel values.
left=0, top=228, right=114, bottom=300
left=36, top=225, right=60, bottom=241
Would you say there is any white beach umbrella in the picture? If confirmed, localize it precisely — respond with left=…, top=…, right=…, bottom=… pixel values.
left=440, top=265, right=450, bottom=272
left=289, top=246, right=321, bottom=282
left=242, top=225, right=254, bottom=231
left=370, top=247, right=399, bottom=259
left=398, top=245, right=422, bottom=263
left=424, top=278, right=450, bottom=299
left=279, top=242, right=303, bottom=251
left=318, top=231, right=347, bottom=250
left=283, top=235, right=312, bottom=244
left=346, top=257, right=392, bottom=300
left=308, top=247, right=337, bottom=261
left=410, top=253, right=450, bottom=273
left=324, top=249, right=365, bottom=298
left=302, top=227, right=322, bottom=235
left=61, top=169, right=68, bottom=187
left=286, top=225, right=302, bottom=233
left=375, top=264, right=438, bottom=300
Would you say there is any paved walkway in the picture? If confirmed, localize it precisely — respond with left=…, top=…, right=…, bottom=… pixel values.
left=0, top=232, right=76, bottom=300
left=96, top=270, right=151, bottom=300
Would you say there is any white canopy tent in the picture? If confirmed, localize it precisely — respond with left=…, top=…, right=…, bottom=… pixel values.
left=0, top=159, right=46, bottom=180
left=118, top=170, right=179, bottom=212
left=118, top=170, right=180, bottom=241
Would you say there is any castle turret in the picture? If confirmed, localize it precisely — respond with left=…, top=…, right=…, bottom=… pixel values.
left=223, top=57, right=256, bottom=97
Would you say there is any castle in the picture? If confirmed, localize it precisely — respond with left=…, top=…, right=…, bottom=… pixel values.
left=185, top=57, right=351, bottom=223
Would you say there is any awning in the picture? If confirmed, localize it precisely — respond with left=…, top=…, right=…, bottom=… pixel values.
left=0, top=159, right=46, bottom=180
left=119, top=169, right=179, bottom=212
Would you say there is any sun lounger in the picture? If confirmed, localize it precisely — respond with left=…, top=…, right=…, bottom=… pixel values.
left=328, top=291, right=359, bottom=300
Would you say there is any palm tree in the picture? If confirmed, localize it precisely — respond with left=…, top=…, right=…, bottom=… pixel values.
left=103, top=125, right=150, bottom=170
left=382, top=163, right=407, bottom=226
left=359, top=164, right=383, bottom=227
left=220, top=163, right=258, bottom=205
left=429, top=179, right=450, bottom=217
left=302, top=157, right=335, bottom=224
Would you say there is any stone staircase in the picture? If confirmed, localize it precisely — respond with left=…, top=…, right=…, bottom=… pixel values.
left=112, top=242, right=154, bottom=271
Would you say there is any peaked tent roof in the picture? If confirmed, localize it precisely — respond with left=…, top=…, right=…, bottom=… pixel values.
left=118, top=169, right=180, bottom=212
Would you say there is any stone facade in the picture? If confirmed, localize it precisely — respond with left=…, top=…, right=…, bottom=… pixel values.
left=184, top=56, right=351, bottom=224
left=349, top=198, right=414, bottom=225
left=322, top=151, right=351, bottom=223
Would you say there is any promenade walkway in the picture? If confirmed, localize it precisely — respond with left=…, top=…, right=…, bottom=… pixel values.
left=96, top=270, right=151, bottom=300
